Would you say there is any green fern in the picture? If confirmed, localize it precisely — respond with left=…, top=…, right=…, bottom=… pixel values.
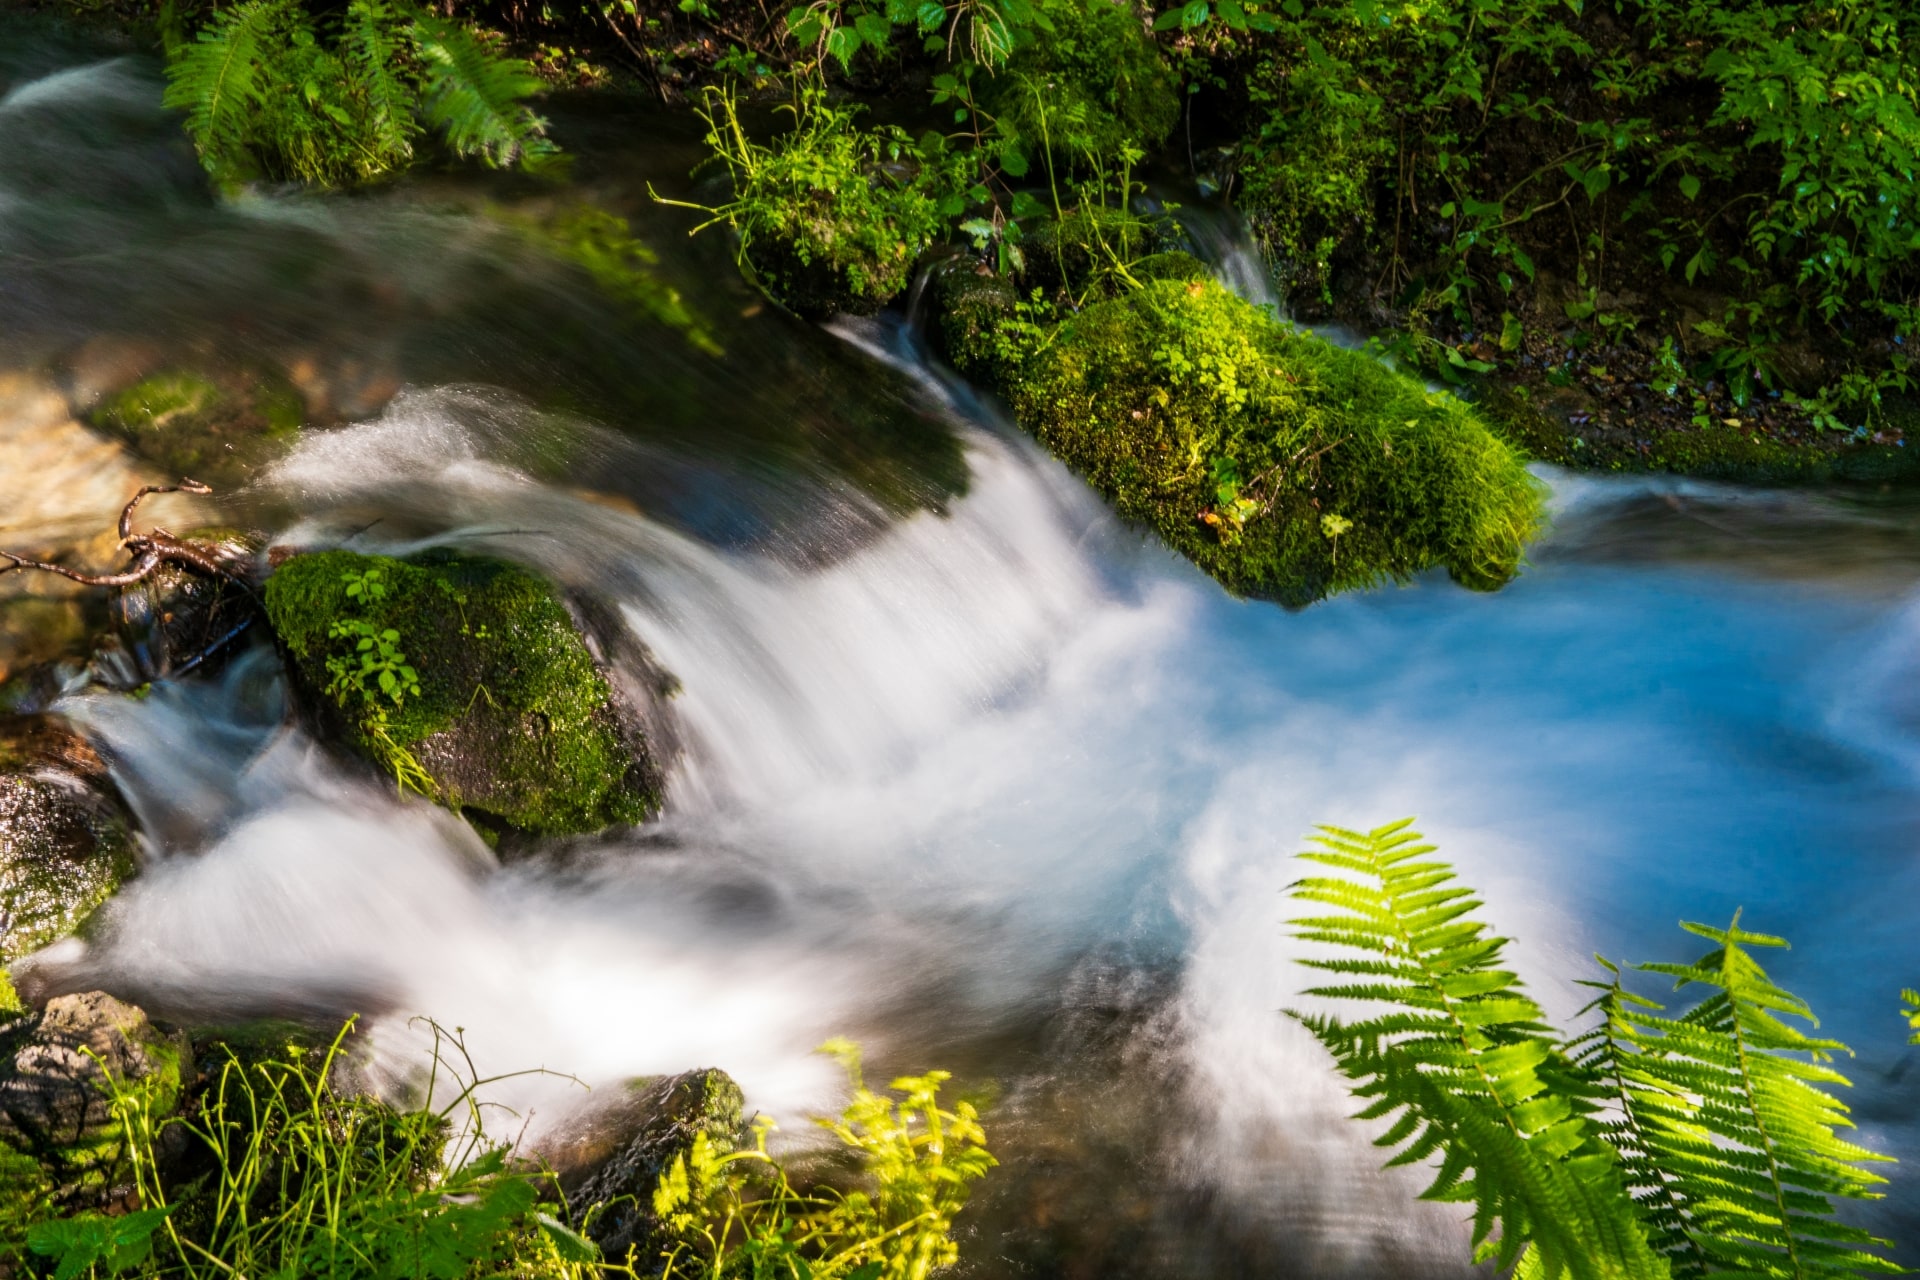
left=162, top=0, right=555, bottom=187
left=1576, top=924, right=1899, bottom=1280
left=161, top=0, right=287, bottom=183
left=1289, top=820, right=1900, bottom=1280
left=1290, top=819, right=1662, bottom=1280
left=341, top=0, right=421, bottom=171
left=410, top=13, right=557, bottom=172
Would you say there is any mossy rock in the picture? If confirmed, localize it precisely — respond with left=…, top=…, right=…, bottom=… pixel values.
left=0, top=992, right=188, bottom=1195
left=989, top=0, right=1178, bottom=161
left=89, top=364, right=303, bottom=490
left=264, top=549, right=664, bottom=840
left=968, top=275, right=1545, bottom=604
left=0, top=716, right=136, bottom=967
left=563, top=1068, right=748, bottom=1264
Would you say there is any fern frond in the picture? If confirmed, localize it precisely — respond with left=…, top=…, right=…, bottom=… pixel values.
left=341, top=0, right=420, bottom=171
left=1287, top=820, right=1663, bottom=1280
left=1580, top=917, right=1898, bottom=1280
left=162, top=0, right=292, bottom=182
left=409, top=12, right=556, bottom=170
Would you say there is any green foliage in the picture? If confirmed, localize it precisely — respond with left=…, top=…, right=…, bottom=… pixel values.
left=966, top=273, right=1543, bottom=604
left=20, top=1019, right=602, bottom=1280
left=988, top=0, right=1177, bottom=163
left=1289, top=818, right=1900, bottom=1280
left=265, top=549, right=658, bottom=836
left=664, top=85, right=968, bottom=316
left=1194, top=0, right=1920, bottom=424
left=652, top=1040, right=996, bottom=1280
left=163, top=0, right=556, bottom=187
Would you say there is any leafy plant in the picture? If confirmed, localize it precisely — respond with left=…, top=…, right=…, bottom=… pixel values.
left=24, top=1019, right=600, bottom=1280
left=163, top=0, right=557, bottom=186
left=1289, top=818, right=1899, bottom=1279
left=322, top=567, right=435, bottom=797
left=652, top=1039, right=996, bottom=1280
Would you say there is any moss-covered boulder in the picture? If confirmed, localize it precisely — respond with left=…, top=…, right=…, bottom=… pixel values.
left=0, top=992, right=188, bottom=1193
left=989, top=0, right=1179, bottom=162
left=264, top=549, right=665, bottom=840
left=951, top=269, right=1545, bottom=605
left=89, top=364, right=304, bottom=490
left=0, top=716, right=136, bottom=968
left=558, top=1068, right=748, bottom=1264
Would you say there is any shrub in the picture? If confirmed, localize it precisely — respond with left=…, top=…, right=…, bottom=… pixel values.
left=163, top=0, right=557, bottom=187
left=1289, top=819, right=1901, bottom=1279
left=975, top=273, right=1544, bottom=605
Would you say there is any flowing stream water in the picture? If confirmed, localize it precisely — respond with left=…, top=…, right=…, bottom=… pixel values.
left=6, top=25, right=1920, bottom=1278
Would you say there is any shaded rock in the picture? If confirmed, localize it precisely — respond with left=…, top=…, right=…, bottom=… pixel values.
left=264, top=548, right=671, bottom=840
left=556, top=1069, right=747, bottom=1269
left=0, top=991, right=186, bottom=1188
left=0, top=716, right=135, bottom=967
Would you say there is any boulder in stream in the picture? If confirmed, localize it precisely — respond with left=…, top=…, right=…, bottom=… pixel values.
left=0, top=991, right=187, bottom=1192
left=0, top=716, right=135, bottom=970
left=264, top=548, right=668, bottom=841
left=552, top=1068, right=748, bottom=1270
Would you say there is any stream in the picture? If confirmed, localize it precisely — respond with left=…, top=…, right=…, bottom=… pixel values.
left=6, top=24, right=1920, bottom=1278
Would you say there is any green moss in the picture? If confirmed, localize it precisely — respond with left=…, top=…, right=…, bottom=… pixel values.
left=990, top=0, right=1178, bottom=161
left=0, top=1141, right=52, bottom=1264
left=91, top=364, right=304, bottom=489
left=0, top=970, right=20, bottom=1019
left=973, top=277, right=1544, bottom=604
left=264, top=549, right=658, bottom=837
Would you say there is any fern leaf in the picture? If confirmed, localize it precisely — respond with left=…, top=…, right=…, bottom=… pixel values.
left=1287, top=821, right=1663, bottom=1280
left=408, top=12, right=556, bottom=171
left=341, top=0, right=420, bottom=173
left=162, top=0, right=291, bottom=182
left=1580, top=916, right=1898, bottom=1280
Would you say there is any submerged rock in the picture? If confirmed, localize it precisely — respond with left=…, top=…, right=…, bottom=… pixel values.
left=0, top=716, right=135, bottom=968
left=555, top=1068, right=748, bottom=1268
left=0, top=991, right=187, bottom=1189
left=264, top=548, right=669, bottom=840
left=88, top=362, right=304, bottom=491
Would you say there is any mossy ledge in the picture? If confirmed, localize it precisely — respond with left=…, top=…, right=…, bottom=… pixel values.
left=940, top=263, right=1546, bottom=606
left=264, top=548, right=663, bottom=840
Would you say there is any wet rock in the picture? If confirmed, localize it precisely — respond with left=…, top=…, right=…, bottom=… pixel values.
left=556, top=1068, right=747, bottom=1268
left=0, top=991, right=186, bottom=1188
left=112, top=531, right=262, bottom=683
left=88, top=362, right=304, bottom=491
left=0, top=370, right=215, bottom=697
left=264, top=548, right=672, bottom=840
left=0, top=716, right=135, bottom=967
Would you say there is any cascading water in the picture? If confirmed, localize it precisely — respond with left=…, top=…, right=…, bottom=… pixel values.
left=8, top=25, right=1920, bottom=1278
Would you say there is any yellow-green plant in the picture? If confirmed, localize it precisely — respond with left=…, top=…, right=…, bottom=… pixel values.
left=1291, top=819, right=1899, bottom=1279
left=651, top=1040, right=996, bottom=1280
